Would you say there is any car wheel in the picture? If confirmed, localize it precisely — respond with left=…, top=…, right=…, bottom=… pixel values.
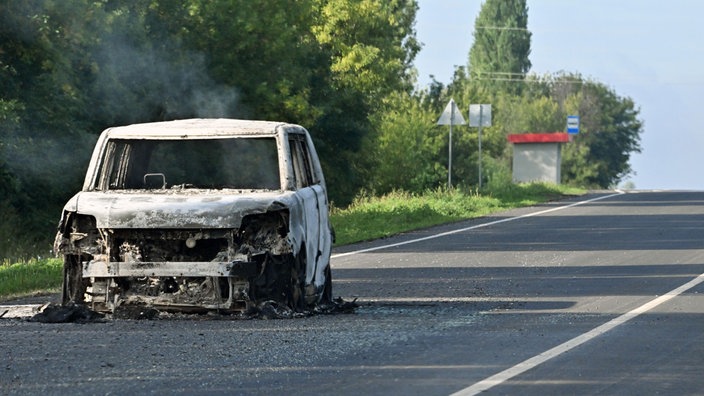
left=321, top=264, right=333, bottom=305
left=289, top=248, right=307, bottom=311
left=61, top=255, right=86, bottom=305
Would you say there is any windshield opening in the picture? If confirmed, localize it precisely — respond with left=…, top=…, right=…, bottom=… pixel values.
left=95, top=137, right=280, bottom=190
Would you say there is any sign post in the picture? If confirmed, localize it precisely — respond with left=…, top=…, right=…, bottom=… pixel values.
left=469, top=104, right=492, bottom=188
left=437, top=99, right=466, bottom=189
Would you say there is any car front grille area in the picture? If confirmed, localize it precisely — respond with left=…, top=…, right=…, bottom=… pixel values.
left=109, top=229, right=231, bottom=263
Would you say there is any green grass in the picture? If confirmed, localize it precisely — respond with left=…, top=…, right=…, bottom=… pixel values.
left=0, top=258, right=62, bottom=301
left=330, top=183, right=584, bottom=245
left=0, top=182, right=584, bottom=299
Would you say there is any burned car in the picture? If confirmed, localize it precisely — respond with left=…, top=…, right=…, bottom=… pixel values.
left=54, top=119, right=333, bottom=313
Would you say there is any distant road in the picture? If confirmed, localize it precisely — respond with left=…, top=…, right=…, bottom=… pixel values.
left=3, top=191, right=704, bottom=395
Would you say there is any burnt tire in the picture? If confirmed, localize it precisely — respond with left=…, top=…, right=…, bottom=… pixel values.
left=289, top=248, right=307, bottom=312
left=321, top=264, right=333, bottom=305
left=61, top=255, right=87, bottom=305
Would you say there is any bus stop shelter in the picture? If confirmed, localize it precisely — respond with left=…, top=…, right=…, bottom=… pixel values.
left=507, top=132, right=570, bottom=184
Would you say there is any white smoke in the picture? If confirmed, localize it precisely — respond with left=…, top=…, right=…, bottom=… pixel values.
left=93, top=32, right=245, bottom=123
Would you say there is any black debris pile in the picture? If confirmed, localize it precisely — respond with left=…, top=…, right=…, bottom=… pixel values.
left=113, top=305, right=160, bottom=320
left=315, top=297, right=359, bottom=314
left=28, top=303, right=104, bottom=323
left=247, top=297, right=359, bottom=319
left=248, top=300, right=299, bottom=320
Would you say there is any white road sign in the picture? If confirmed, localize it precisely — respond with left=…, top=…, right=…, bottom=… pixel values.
left=437, top=99, right=466, bottom=125
left=469, top=104, right=492, bottom=127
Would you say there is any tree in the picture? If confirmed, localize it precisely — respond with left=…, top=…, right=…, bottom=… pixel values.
left=310, top=0, right=421, bottom=203
left=154, top=0, right=320, bottom=122
left=561, top=80, right=643, bottom=187
left=518, top=73, right=643, bottom=188
left=0, top=0, right=98, bottom=259
left=366, top=91, right=445, bottom=193
left=467, top=0, right=531, bottom=94
left=438, top=0, right=534, bottom=189
left=0, top=0, right=424, bottom=258
left=313, top=0, right=420, bottom=103
left=150, top=0, right=421, bottom=204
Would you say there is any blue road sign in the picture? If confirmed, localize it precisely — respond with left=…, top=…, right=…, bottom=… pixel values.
left=567, top=115, right=580, bottom=134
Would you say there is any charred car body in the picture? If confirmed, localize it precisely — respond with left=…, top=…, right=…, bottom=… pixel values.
left=54, top=119, right=333, bottom=313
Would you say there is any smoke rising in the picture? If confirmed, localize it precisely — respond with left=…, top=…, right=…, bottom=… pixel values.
left=94, top=32, right=245, bottom=123
left=0, top=3, right=251, bottom=259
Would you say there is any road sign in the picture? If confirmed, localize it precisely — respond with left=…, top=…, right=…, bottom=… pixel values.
left=437, top=99, right=466, bottom=125
left=567, top=115, right=580, bottom=134
left=437, top=99, right=466, bottom=189
left=469, top=104, right=492, bottom=189
left=469, top=104, right=492, bottom=127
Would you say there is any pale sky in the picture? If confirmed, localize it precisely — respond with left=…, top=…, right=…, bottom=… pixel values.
left=415, top=0, right=704, bottom=190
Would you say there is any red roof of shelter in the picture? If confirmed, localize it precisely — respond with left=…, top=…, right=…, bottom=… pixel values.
left=507, top=133, right=570, bottom=144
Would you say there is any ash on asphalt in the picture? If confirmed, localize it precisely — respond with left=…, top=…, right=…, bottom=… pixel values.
left=20, top=297, right=359, bottom=322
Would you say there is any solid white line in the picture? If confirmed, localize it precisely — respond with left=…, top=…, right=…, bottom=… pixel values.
left=450, top=272, right=704, bottom=396
left=331, top=192, right=623, bottom=259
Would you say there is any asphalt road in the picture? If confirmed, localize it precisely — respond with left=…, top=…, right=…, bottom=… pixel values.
left=2, top=190, right=704, bottom=395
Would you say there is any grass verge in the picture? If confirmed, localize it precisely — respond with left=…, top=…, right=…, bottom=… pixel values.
left=330, top=183, right=584, bottom=246
left=0, top=258, right=62, bottom=301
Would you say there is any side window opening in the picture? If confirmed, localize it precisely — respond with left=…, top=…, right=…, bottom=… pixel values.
left=96, top=141, right=133, bottom=190
left=289, top=136, right=315, bottom=189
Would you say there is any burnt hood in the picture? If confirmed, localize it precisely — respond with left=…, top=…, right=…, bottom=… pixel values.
left=65, top=190, right=295, bottom=229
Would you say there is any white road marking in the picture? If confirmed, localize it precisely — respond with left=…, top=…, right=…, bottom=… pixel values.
left=332, top=192, right=623, bottom=260
left=331, top=191, right=671, bottom=395
left=451, top=272, right=704, bottom=395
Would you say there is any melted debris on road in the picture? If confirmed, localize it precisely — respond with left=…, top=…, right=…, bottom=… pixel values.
left=28, top=303, right=104, bottom=323
left=113, top=305, right=160, bottom=320
left=21, top=297, right=358, bottom=322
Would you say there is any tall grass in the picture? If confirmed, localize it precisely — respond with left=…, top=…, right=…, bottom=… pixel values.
left=330, top=183, right=584, bottom=245
left=0, top=258, right=62, bottom=300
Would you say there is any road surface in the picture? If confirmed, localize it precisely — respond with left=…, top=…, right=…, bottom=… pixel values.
left=2, top=190, right=703, bottom=395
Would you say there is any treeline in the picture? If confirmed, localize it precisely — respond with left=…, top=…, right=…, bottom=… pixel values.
left=0, top=0, right=642, bottom=260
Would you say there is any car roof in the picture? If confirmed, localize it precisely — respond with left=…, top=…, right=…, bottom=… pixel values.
left=102, top=118, right=303, bottom=139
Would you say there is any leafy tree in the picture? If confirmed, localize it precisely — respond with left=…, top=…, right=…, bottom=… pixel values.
left=310, top=0, right=420, bottom=203
left=0, top=0, right=97, bottom=259
left=560, top=80, right=642, bottom=187
left=467, top=0, right=531, bottom=94
left=313, top=0, right=420, bottom=103
left=153, top=0, right=319, bottom=122
left=146, top=0, right=421, bottom=204
left=0, top=0, right=423, bottom=258
left=510, top=73, right=643, bottom=188
left=366, top=91, right=445, bottom=193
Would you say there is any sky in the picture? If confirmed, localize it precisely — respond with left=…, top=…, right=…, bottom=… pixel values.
left=415, top=0, right=704, bottom=190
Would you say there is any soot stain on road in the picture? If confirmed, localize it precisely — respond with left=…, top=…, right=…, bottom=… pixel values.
left=23, top=297, right=359, bottom=322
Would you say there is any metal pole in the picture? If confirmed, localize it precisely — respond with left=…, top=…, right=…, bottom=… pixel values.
left=448, top=105, right=453, bottom=189
left=478, top=106, right=483, bottom=189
